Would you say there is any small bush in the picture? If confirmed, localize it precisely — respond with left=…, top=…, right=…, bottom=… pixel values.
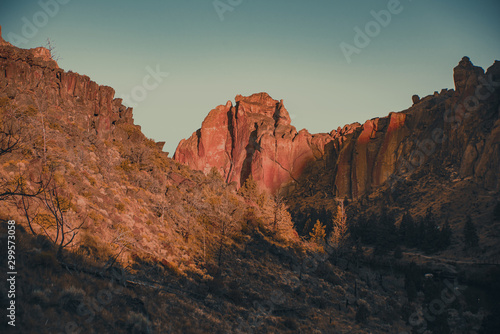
left=118, top=159, right=134, bottom=172
left=115, top=202, right=126, bottom=213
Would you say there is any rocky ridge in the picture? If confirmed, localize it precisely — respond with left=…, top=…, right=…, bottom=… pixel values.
left=0, top=26, right=134, bottom=141
left=175, top=57, right=500, bottom=199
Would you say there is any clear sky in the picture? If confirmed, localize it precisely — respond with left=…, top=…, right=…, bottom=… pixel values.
left=1, top=0, right=499, bottom=154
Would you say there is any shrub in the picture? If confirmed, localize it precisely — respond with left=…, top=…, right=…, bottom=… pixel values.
left=283, top=317, right=299, bottom=330
left=464, top=216, right=479, bottom=249
left=118, top=159, right=134, bottom=172
left=115, top=202, right=126, bottom=213
left=316, top=262, right=341, bottom=285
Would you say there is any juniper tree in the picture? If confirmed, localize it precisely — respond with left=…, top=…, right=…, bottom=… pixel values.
left=464, top=215, right=479, bottom=249
left=309, top=220, right=326, bottom=246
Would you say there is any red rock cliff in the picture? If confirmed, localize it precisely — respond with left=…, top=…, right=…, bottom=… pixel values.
left=174, top=93, right=333, bottom=193
left=175, top=57, right=500, bottom=198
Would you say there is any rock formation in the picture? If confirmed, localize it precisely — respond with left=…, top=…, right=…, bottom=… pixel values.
left=174, top=93, right=333, bottom=193
left=0, top=25, right=134, bottom=140
left=175, top=57, right=500, bottom=198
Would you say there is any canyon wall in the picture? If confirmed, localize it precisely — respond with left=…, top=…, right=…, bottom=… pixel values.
left=175, top=57, right=500, bottom=198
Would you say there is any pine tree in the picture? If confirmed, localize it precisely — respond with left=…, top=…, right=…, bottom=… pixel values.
left=422, top=208, right=440, bottom=254
left=238, top=175, right=259, bottom=201
left=439, top=219, right=452, bottom=250
left=273, top=197, right=296, bottom=242
left=464, top=215, right=479, bottom=249
left=493, top=201, right=500, bottom=221
left=328, top=200, right=349, bottom=251
left=364, top=215, right=378, bottom=245
left=309, top=220, right=326, bottom=246
left=399, top=211, right=416, bottom=247
left=375, top=207, right=397, bottom=254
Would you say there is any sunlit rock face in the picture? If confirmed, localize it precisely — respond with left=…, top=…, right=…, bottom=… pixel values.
left=174, top=92, right=332, bottom=194
left=0, top=26, right=134, bottom=141
left=175, top=57, right=500, bottom=197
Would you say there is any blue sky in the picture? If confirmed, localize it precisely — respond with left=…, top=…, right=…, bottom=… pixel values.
left=1, top=0, right=499, bottom=154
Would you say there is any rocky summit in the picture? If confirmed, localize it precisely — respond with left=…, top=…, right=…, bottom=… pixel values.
left=174, top=58, right=500, bottom=199
left=174, top=92, right=332, bottom=194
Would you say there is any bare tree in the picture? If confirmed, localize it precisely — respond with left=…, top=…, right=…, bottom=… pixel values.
left=38, top=179, right=86, bottom=259
left=45, top=38, right=60, bottom=62
left=0, top=114, right=46, bottom=201
left=0, top=116, right=21, bottom=157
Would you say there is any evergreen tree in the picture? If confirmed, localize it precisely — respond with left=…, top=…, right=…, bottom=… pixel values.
left=399, top=211, right=416, bottom=247
left=405, top=279, right=417, bottom=302
left=328, top=200, right=349, bottom=251
left=237, top=175, right=259, bottom=201
left=273, top=199, right=296, bottom=243
left=439, top=219, right=452, bottom=250
left=364, top=215, right=378, bottom=245
left=393, top=245, right=403, bottom=259
left=493, top=201, right=500, bottom=221
left=375, top=208, right=397, bottom=254
left=417, top=218, right=426, bottom=249
left=422, top=208, right=440, bottom=254
left=464, top=215, right=479, bottom=249
left=349, top=215, right=364, bottom=243
left=303, top=218, right=313, bottom=236
left=404, top=262, right=422, bottom=302
left=309, top=220, right=326, bottom=246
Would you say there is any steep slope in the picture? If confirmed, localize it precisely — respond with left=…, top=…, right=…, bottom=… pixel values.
left=0, top=25, right=257, bottom=271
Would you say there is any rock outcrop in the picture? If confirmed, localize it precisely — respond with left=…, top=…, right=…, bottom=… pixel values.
left=0, top=25, right=133, bottom=140
left=174, top=92, right=333, bottom=193
left=175, top=57, right=500, bottom=198
left=453, top=56, right=485, bottom=96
